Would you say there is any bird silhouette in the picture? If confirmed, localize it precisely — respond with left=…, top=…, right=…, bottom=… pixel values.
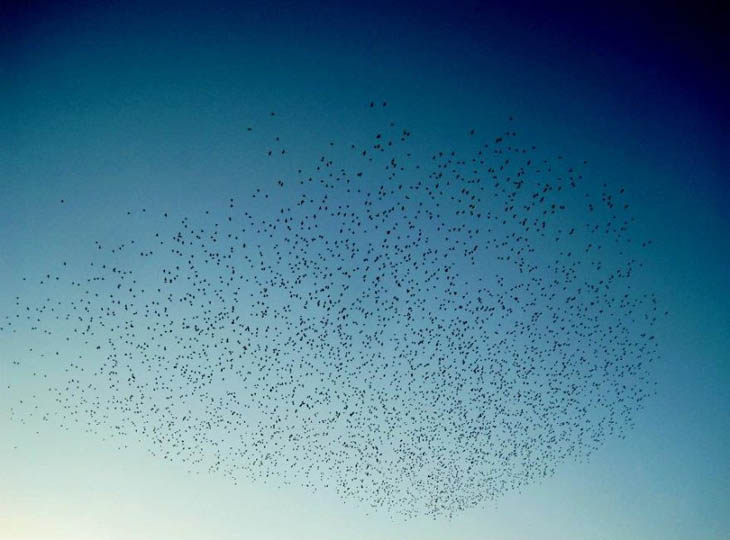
left=2, top=104, right=662, bottom=519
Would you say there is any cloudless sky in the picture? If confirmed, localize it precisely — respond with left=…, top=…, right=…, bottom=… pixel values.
left=1, top=2, right=728, bottom=538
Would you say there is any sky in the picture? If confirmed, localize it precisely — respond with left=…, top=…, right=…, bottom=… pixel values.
left=1, top=1, right=729, bottom=539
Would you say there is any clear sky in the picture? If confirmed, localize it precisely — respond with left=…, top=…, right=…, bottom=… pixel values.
left=1, top=2, right=728, bottom=539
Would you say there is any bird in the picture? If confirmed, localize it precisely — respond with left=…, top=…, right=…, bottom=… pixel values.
left=1, top=102, right=662, bottom=520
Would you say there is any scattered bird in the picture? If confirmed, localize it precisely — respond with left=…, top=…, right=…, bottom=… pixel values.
left=2, top=104, right=661, bottom=519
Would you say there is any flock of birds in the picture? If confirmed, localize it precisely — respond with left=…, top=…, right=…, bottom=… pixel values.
left=2, top=103, right=661, bottom=518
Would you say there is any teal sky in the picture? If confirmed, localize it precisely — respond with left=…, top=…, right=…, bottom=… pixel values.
left=1, top=2, right=728, bottom=538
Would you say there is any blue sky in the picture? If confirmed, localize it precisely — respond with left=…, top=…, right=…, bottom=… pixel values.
left=1, top=2, right=728, bottom=538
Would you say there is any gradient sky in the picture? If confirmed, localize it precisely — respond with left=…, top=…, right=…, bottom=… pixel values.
left=1, top=2, right=728, bottom=539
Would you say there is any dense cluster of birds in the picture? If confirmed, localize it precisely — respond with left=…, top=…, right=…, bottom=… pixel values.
left=2, top=103, right=661, bottom=518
